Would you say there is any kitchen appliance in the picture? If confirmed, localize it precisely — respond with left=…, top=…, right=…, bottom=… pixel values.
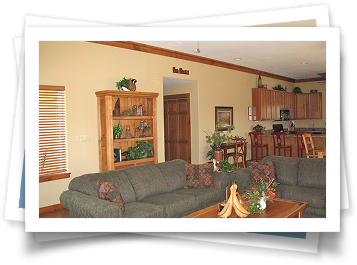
left=280, top=109, right=290, bottom=121
left=273, top=124, right=284, bottom=132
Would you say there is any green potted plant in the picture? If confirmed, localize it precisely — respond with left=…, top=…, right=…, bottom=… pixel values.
left=113, top=123, right=123, bottom=139
left=126, top=141, right=153, bottom=160
left=115, top=77, right=137, bottom=91
left=293, top=86, right=302, bottom=93
left=204, top=123, right=234, bottom=161
left=216, top=159, right=240, bottom=173
left=252, top=124, right=265, bottom=132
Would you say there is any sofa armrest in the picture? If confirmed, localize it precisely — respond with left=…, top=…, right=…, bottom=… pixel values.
left=60, top=190, right=123, bottom=218
left=230, top=168, right=251, bottom=194
left=212, top=171, right=230, bottom=191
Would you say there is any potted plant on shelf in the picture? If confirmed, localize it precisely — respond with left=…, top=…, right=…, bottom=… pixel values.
left=126, top=141, right=154, bottom=160
left=293, top=86, right=302, bottom=93
left=204, top=123, right=234, bottom=161
left=115, top=77, right=137, bottom=91
left=113, top=123, right=123, bottom=139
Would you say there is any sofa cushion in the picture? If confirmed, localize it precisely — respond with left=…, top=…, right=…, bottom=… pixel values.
left=96, top=181, right=125, bottom=213
left=184, top=163, right=214, bottom=189
left=124, top=163, right=171, bottom=201
left=261, top=156, right=300, bottom=186
left=173, top=188, right=222, bottom=209
left=122, top=202, right=165, bottom=218
left=141, top=193, right=198, bottom=218
left=298, top=158, right=326, bottom=189
left=156, top=159, right=187, bottom=192
left=278, top=185, right=326, bottom=209
left=68, top=170, right=136, bottom=203
left=248, top=161, right=277, bottom=183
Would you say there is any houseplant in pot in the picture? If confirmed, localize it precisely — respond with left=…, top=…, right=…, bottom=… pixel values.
left=204, top=123, right=234, bottom=161
left=113, top=123, right=123, bottom=139
left=126, top=141, right=154, bottom=160
left=252, top=124, right=265, bottom=132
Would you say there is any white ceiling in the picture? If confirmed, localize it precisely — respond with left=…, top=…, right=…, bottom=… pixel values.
left=138, top=41, right=326, bottom=82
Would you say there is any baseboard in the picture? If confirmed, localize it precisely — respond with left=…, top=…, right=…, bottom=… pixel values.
left=39, top=203, right=64, bottom=214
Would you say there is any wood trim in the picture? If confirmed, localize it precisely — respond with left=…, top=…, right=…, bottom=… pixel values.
left=39, top=203, right=65, bottom=215
left=39, top=172, right=71, bottom=183
left=89, top=41, right=296, bottom=83
left=295, top=77, right=326, bottom=83
left=39, top=85, right=65, bottom=91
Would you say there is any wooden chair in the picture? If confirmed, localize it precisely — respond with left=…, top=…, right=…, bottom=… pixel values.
left=233, top=138, right=247, bottom=168
left=295, top=132, right=312, bottom=158
left=249, top=132, right=268, bottom=162
left=302, top=133, right=325, bottom=158
left=271, top=132, right=292, bottom=157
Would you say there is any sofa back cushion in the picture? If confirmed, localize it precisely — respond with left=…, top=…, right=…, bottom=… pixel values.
left=68, top=170, right=136, bottom=203
left=155, top=159, right=187, bottom=192
left=261, top=156, right=300, bottom=186
left=124, top=163, right=171, bottom=201
left=298, top=158, right=326, bottom=189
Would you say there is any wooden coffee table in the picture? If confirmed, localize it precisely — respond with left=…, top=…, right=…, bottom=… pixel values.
left=183, top=198, right=308, bottom=218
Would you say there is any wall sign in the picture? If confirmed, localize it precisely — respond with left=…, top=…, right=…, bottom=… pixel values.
left=173, top=67, right=189, bottom=75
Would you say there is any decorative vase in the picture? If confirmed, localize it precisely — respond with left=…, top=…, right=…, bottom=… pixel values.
left=214, top=149, right=223, bottom=162
left=258, top=197, right=266, bottom=210
left=258, top=73, right=263, bottom=88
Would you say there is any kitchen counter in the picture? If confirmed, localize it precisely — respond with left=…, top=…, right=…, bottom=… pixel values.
left=259, top=130, right=326, bottom=158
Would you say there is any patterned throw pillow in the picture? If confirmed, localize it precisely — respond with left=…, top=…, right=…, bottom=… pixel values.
left=248, top=161, right=277, bottom=184
left=96, top=181, right=125, bottom=212
left=184, top=163, right=214, bottom=189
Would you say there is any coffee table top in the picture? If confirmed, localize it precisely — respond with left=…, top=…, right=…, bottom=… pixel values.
left=182, top=198, right=308, bottom=218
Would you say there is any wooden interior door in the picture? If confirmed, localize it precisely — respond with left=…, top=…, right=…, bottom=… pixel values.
left=164, top=94, right=191, bottom=163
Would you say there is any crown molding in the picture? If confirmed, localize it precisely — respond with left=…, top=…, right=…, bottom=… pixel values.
left=89, top=41, right=296, bottom=83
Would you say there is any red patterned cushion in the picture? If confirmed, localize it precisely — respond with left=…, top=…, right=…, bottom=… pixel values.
left=248, top=161, right=277, bottom=184
left=184, top=163, right=214, bottom=189
left=96, top=181, right=125, bottom=212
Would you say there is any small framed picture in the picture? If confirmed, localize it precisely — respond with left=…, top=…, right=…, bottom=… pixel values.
left=215, top=106, right=233, bottom=131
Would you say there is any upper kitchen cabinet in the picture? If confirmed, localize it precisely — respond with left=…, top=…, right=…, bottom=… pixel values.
left=252, top=88, right=322, bottom=121
left=307, top=92, right=322, bottom=119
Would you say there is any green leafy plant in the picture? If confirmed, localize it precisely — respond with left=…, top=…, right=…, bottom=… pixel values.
left=113, top=123, right=123, bottom=138
left=217, top=159, right=240, bottom=173
left=272, top=84, right=286, bottom=91
left=252, top=124, right=265, bottom=132
left=115, top=77, right=136, bottom=90
left=203, top=123, right=234, bottom=160
left=126, top=141, right=153, bottom=160
left=293, top=86, right=302, bottom=93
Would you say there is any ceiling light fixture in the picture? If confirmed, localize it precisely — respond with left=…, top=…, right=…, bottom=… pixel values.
left=234, top=58, right=242, bottom=61
left=301, top=62, right=309, bottom=65
left=193, top=41, right=200, bottom=53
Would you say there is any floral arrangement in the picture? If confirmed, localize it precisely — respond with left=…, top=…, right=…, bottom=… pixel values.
left=242, top=178, right=279, bottom=214
left=252, top=124, right=265, bottom=132
left=137, top=121, right=150, bottom=136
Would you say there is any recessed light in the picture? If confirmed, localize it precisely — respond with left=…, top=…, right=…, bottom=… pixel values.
left=289, top=73, right=295, bottom=76
left=301, top=62, right=309, bottom=65
left=234, top=58, right=242, bottom=61
left=267, top=67, right=273, bottom=69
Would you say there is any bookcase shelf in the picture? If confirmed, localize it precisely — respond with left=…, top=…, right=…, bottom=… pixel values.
left=95, top=90, right=159, bottom=172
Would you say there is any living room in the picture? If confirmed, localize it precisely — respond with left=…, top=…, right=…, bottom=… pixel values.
left=39, top=40, right=326, bottom=212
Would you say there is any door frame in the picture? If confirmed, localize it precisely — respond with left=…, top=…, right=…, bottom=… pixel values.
left=163, top=93, right=192, bottom=163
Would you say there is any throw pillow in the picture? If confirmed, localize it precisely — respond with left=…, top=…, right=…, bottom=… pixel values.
left=96, top=180, right=125, bottom=212
left=184, top=163, right=214, bottom=189
left=248, top=161, right=277, bottom=184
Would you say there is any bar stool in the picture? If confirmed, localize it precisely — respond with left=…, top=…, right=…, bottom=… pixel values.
left=271, top=132, right=292, bottom=157
left=295, top=132, right=312, bottom=158
left=248, top=132, right=268, bottom=162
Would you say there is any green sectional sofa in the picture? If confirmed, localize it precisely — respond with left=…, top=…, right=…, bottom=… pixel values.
left=230, top=156, right=326, bottom=218
left=60, top=159, right=230, bottom=218
left=60, top=156, right=326, bottom=218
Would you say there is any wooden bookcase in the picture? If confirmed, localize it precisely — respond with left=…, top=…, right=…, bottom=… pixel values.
left=95, top=90, right=159, bottom=172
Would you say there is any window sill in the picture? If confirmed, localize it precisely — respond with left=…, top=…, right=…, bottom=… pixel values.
left=39, top=172, right=71, bottom=183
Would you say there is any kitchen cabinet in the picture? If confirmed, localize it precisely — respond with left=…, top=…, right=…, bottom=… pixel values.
left=295, top=93, right=308, bottom=120
left=307, top=92, right=322, bottom=119
left=252, top=88, right=322, bottom=121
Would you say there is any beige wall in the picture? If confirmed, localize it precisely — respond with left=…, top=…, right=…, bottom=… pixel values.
left=39, top=41, right=325, bottom=207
